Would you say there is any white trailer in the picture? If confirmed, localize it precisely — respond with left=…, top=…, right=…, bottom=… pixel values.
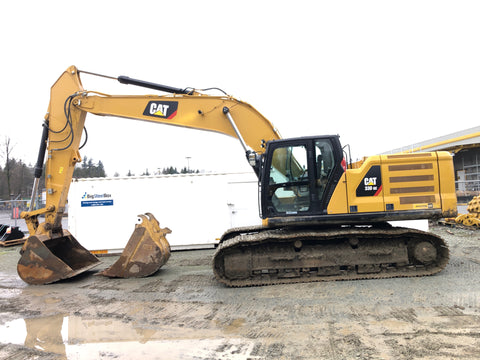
left=68, top=172, right=259, bottom=253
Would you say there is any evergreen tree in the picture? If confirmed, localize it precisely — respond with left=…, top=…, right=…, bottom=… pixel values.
left=72, top=156, right=106, bottom=178
left=162, top=166, right=178, bottom=174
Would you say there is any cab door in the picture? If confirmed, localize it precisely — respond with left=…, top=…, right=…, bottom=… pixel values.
left=260, top=136, right=344, bottom=219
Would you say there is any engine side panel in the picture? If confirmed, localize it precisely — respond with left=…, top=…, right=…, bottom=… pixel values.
left=381, top=153, right=441, bottom=212
left=327, top=151, right=456, bottom=219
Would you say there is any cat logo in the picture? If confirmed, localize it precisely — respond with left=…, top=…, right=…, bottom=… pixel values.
left=356, top=165, right=382, bottom=197
left=364, top=177, right=377, bottom=186
left=143, top=101, right=178, bottom=119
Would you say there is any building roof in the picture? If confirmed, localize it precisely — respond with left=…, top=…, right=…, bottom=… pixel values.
left=384, top=126, right=480, bottom=154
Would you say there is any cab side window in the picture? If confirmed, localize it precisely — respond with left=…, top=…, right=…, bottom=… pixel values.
left=315, top=140, right=334, bottom=200
left=268, top=145, right=310, bottom=213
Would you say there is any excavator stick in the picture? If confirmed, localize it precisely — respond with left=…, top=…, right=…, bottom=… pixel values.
left=98, top=213, right=171, bottom=278
left=17, top=231, right=101, bottom=285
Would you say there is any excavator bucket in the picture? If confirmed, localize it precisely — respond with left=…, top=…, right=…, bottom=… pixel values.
left=98, top=213, right=171, bottom=278
left=17, top=231, right=101, bottom=285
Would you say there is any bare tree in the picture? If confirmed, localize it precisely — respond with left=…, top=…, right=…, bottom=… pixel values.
left=1, top=136, right=15, bottom=197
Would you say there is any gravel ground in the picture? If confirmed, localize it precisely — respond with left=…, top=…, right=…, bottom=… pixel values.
left=0, top=223, right=479, bottom=359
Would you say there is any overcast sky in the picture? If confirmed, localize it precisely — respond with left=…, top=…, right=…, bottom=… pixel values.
left=1, top=1, right=479, bottom=176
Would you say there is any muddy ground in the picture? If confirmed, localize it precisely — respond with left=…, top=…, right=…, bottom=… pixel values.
left=0, top=224, right=479, bottom=359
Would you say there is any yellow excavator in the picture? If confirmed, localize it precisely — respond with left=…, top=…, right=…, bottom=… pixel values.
left=18, top=66, right=457, bottom=286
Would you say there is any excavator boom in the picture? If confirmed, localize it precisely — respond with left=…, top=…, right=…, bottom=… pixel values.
left=18, top=66, right=281, bottom=284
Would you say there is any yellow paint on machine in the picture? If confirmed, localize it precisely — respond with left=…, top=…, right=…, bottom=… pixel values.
left=327, top=151, right=456, bottom=217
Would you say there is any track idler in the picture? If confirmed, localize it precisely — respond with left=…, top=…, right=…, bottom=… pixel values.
left=98, top=213, right=171, bottom=278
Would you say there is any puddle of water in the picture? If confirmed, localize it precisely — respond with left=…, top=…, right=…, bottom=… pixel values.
left=0, top=314, right=256, bottom=359
left=0, top=315, right=68, bottom=354
left=69, top=338, right=257, bottom=359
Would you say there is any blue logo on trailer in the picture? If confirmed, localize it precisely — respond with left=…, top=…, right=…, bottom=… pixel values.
left=81, top=192, right=114, bottom=207
left=81, top=199, right=114, bottom=207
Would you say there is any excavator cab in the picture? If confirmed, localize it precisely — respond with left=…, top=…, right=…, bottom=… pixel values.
left=260, top=135, right=345, bottom=219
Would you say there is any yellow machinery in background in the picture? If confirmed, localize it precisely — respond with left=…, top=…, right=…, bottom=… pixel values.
left=454, top=196, right=480, bottom=227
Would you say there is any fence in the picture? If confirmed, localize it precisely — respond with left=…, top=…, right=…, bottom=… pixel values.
left=0, top=196, right=44, bottom=227
left=0, top=199, right=30, bottom=217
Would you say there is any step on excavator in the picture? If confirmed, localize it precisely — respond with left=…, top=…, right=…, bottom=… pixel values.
left=18, top=66, right=457, bottom=286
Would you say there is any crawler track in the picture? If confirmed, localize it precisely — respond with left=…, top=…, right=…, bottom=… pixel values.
left=213, top=225, right=449, bottom=287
